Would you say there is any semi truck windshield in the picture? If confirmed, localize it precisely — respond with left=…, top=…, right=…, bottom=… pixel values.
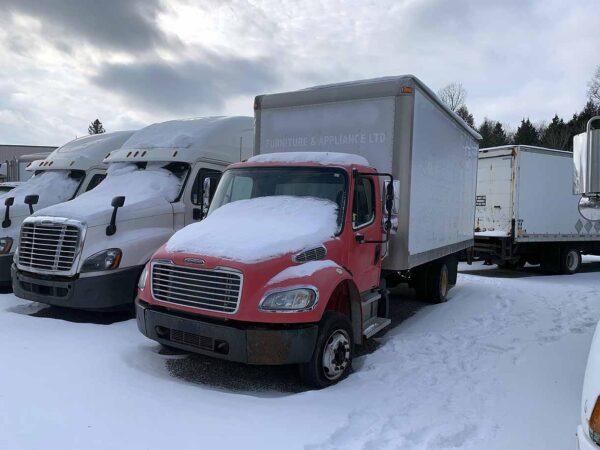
left=210, top=167, right=347, bottom=226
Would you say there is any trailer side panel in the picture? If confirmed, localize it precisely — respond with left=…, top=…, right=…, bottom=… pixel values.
left=404, top=89, right=478, bottom=268
left=516, top=148, right=600, bottom=242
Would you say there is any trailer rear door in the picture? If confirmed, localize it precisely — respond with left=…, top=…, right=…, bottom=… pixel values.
left=476, top=152, right=514, bottom=235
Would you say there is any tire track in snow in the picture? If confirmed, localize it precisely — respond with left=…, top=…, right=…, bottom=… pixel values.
left=307, top=271, right=600, bottom=450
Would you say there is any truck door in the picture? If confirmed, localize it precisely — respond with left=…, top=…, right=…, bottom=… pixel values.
left=186, top=168, right=222, bottom=225
left=346, top=175, right=382, bottom=293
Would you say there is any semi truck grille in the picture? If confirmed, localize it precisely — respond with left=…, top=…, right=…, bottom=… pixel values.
left=18, top=222, right=81, bottom=273
left=151, top=262, right=242, bottom=314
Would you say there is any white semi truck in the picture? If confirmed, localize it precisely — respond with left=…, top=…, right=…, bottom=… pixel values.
left=0, top=131, right=134, bottom=287
left=474, top=145, right=600, bottom=274
left=12, top=117, right=253, bottom=310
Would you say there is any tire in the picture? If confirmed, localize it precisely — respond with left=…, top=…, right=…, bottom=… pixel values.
left=427, top=261, right=449, bottom=303
left=299, top=312, right=353, bottom=389
left=560, top=248, right=582, bottom=275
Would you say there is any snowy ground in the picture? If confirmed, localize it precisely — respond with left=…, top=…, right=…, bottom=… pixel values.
left=2, top=258, right=600, bottom=450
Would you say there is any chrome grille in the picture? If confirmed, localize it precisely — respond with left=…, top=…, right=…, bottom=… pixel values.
left=293, top=246, right=327, bottom=263
left=18, top=221, right=81, bottom=273
left=151, top=262, right=242, bottom=314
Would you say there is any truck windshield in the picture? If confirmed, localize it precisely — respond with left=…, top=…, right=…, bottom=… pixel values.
left=209, top=167, right=347, bottom=227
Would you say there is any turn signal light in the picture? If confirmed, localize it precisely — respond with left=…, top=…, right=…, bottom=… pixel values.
left=401, top=87, right=413, bottom=94
left=589, top=396, right=600, bottom=444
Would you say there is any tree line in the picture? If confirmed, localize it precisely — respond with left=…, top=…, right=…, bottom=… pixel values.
left=438, top=66, right=600, bottom=150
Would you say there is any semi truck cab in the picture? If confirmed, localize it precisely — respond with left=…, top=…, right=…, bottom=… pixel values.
left=0, top=131, right=134, bottom=287
left=136, top=153, right=402, bottom=387
left=12, top=117, right=253, bottom=310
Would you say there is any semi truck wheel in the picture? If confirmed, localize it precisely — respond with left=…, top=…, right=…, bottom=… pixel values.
left=560, top=248, right=582, bottom=275
left=299, top=312, right=353, bottom=388
left=427, top=261, right=449, bottom=303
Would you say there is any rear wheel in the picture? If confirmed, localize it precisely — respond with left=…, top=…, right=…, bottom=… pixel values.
left=299, top=312, right=353, bottom=388
left=427, top=261, right=449, bottom=303
left=560, top=248, right=582, bottom=275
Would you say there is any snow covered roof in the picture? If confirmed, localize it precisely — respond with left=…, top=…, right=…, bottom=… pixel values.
left=106, top=116, right=254, bottom=165
left=166, top=196, right=338, bottom=263
left=248, top=152, right=369, bottom=166
left=27, top=131, right=135, bottom=172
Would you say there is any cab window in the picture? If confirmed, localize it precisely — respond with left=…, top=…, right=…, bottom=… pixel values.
left=352, top=176, right=375, bottom=229
left=191, top=170, right=222, bottom=205
left=85, top=173, right=106, bottom=192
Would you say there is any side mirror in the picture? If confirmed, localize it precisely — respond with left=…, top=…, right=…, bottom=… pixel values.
left=111, top=196, right=125, bottom=208
left=201, top=177, right=213, bottom=219
left=2, top=197, right=14, bottom=228
left=575, top=116, right=600, bottom=222
left=24, top=194, right=39, bottom=214
left=106, top=196, right=125, bottom=236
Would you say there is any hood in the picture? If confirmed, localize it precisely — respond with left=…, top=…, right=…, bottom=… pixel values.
left=166, top=195, right=338, bottom=263
left=34, top=163, right=182, bottom=227
left=0, top=171, right=80, bottom=238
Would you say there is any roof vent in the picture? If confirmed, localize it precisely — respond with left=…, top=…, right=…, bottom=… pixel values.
left=293, top=246, right=327, bottom=263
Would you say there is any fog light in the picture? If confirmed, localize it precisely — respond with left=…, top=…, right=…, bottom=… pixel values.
left=589, top=396, right=600, bottom=444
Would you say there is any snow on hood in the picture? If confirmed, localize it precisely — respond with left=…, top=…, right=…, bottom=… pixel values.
left=166, top=196, right=338, bottom=263
left=267, top=260, right=340, bottom=285
left=0, top=171, right=79, bottom=211
left=37, top=163, right=183, bottom=225
left=249, top=152, right=369, bottom=166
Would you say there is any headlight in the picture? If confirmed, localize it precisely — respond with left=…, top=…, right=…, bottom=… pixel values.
left=259, top=287, right=318, bottom=312
left=81, top=248, right=122, bottom=272
left=0, top=237, right=13, bottom=254
left=589, top=396, right=600, bottom=445
left=138, top=265, right=149, bottom=290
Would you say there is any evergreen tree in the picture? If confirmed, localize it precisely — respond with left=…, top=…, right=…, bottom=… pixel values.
left=566, top=101, right=600, bottom=151
left=478, top=119, right=509, bottom=148
left=513, top=118, right=539, bottom=146
left=456, top=105, right=475, bottom=128
left=491, top=122, right=509, bottom=146
left=88, top=119, right=106, bottom=135
left=540, top=114, right=569, bottom=150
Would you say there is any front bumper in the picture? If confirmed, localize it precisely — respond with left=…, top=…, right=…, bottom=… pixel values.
left=12, top=265, right=144, bottom=310
left=577, top=425, right=599, bottom=450
left=0, top=253, right=13, bottom=287
left=136, top=299, right=319, bottom=365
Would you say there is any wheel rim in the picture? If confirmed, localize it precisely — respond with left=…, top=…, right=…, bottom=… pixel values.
left=440, top=266, right=449, bottom=297
left=566, top=250, right=579, bottom=271
left=322, top=329, right=351, bottom=381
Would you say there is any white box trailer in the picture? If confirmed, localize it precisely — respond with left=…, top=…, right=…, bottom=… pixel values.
left=254, top=75, right=480, bottom=278
left=475, top=145, right=600, bottom=273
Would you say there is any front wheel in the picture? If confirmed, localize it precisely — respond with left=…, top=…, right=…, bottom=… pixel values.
left=299, top=312, right=353, bottom=388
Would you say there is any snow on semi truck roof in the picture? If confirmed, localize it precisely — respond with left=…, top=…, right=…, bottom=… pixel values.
left=105, top=116, right=254, bottom=164
left=248, top=152, right=369, bottom=166
left=27, top=131, right=135, bottom=172
left=166, top=196, right=338, bottom=263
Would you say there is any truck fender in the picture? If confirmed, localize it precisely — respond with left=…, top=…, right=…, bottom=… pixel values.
left=323, top=278, right=362, bottom=346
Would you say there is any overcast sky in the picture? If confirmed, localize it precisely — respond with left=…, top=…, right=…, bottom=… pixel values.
left=0, top=0, right=598, bottom=146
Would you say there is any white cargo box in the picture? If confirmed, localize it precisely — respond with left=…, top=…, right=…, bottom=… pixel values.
left=254, top=75, right=480, bottom=270
left=476, top=146, right=600, bottom=242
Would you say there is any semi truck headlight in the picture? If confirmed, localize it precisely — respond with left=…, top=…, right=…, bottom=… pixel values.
left=589, top=396, right=600, bottom=445
left=81, top=248, right=122, bottom=272
left=259, top=287, right=318, bottom=312
left=0, top=237, right=13, bottom=254
left=138, top=265, right=149, bottom=290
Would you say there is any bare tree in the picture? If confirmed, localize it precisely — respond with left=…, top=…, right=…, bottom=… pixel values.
left=437, top=82, right=467, bottom=112
left=589, top=65, right=600, bottom=105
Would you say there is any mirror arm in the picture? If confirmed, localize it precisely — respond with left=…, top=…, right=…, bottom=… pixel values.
left=2, top=197, right=14, bottom=228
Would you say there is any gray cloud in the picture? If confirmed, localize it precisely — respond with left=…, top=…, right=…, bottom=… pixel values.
left=93, top=53, right=280, bottom=113
left=0, top=0, right=167, bottom=52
